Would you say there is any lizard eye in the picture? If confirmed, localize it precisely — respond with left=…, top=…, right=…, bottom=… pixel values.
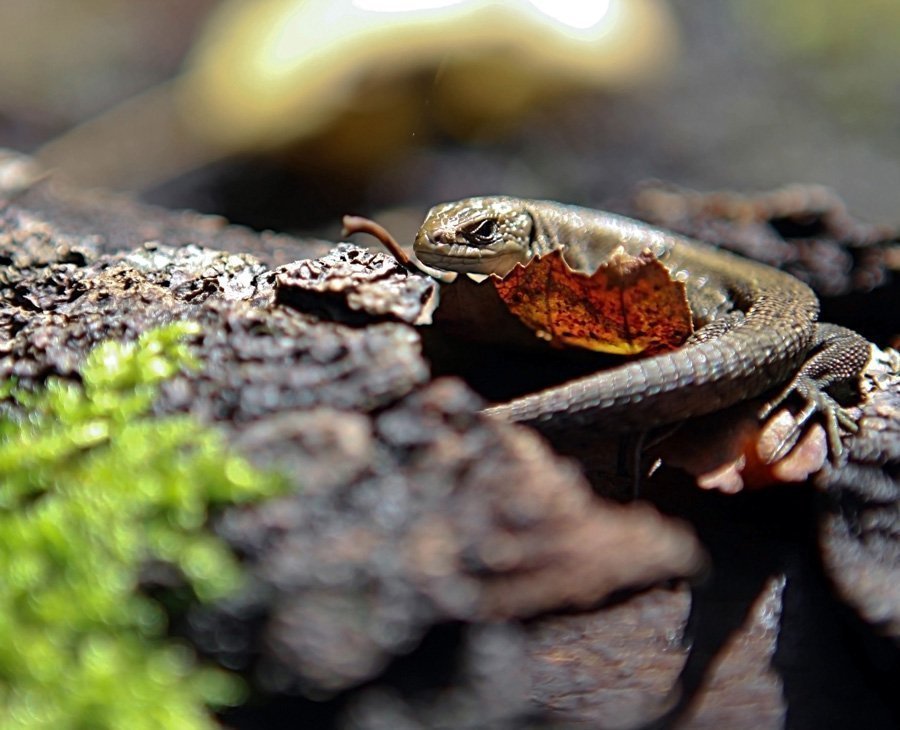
left=460, top=218, right=499, bottom=245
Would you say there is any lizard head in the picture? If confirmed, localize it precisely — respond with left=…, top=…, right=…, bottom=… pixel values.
left=414, top=196, right=536, bottom=276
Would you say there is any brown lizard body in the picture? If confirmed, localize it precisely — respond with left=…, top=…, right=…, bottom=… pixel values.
left=413, top=197, right=870, bottom=458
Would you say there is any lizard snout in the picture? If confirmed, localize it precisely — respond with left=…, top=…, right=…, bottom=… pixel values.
left=428, top=228, right=454, bottom=247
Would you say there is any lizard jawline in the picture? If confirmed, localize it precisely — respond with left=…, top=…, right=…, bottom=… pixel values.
left=415, top=247, right=523, bottom=276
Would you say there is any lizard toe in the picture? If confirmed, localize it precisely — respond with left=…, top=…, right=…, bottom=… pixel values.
left=760, top=374, right=852, bottom=465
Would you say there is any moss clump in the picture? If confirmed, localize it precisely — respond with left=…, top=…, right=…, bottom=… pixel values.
left=0, top=322, right=287, bottom=729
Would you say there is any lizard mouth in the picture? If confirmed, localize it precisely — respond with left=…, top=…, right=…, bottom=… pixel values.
left=413, top=238, right=524, bottom=276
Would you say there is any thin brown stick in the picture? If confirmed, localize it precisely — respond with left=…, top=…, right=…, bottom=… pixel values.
left=342, top=215, right=411, bottom=266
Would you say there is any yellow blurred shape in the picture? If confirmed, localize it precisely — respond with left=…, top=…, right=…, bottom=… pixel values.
left=181, top=0, right=675, bottom=149
left=38, top=0, right=678, bottom=190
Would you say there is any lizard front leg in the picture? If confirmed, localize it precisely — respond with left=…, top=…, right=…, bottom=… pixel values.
left=760, top=323, right=871, bottom=463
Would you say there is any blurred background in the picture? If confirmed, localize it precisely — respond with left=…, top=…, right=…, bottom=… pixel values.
left=1, top=0, right=899, bottom=241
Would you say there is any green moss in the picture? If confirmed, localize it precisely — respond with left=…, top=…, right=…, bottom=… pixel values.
left=0, top=322, right=288, bottom=729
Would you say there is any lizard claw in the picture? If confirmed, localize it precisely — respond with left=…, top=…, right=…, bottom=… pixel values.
left=759, top=374, right=857, bottom=465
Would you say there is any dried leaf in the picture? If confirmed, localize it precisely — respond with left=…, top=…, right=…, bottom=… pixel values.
left=492, top=247, right=693, bottom=355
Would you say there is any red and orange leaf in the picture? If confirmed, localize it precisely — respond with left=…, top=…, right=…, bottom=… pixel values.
left=491, top=247, right=693, bottom=355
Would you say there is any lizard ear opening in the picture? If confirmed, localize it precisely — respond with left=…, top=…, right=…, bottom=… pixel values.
left=526, top=211, right=538, bottom=253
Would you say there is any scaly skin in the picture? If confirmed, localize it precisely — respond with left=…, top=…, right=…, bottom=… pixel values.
left=414, top=197, right=870, bottom=455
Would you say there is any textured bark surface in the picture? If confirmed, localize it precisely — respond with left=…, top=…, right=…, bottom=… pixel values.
left=1, top=149, right=898, bottom=729
left=817, top=348, right=900, bottom=641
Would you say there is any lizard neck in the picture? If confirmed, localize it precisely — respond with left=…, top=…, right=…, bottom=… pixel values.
left=522, top=202, right=565, bottom=258
left=525, top=201, right=674, bottom=270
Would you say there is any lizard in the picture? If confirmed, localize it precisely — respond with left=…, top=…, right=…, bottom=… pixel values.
left=412, top=196, right=872, bottom=461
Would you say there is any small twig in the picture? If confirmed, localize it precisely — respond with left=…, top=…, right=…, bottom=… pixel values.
left=342, top=215, right=411, bottom=266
